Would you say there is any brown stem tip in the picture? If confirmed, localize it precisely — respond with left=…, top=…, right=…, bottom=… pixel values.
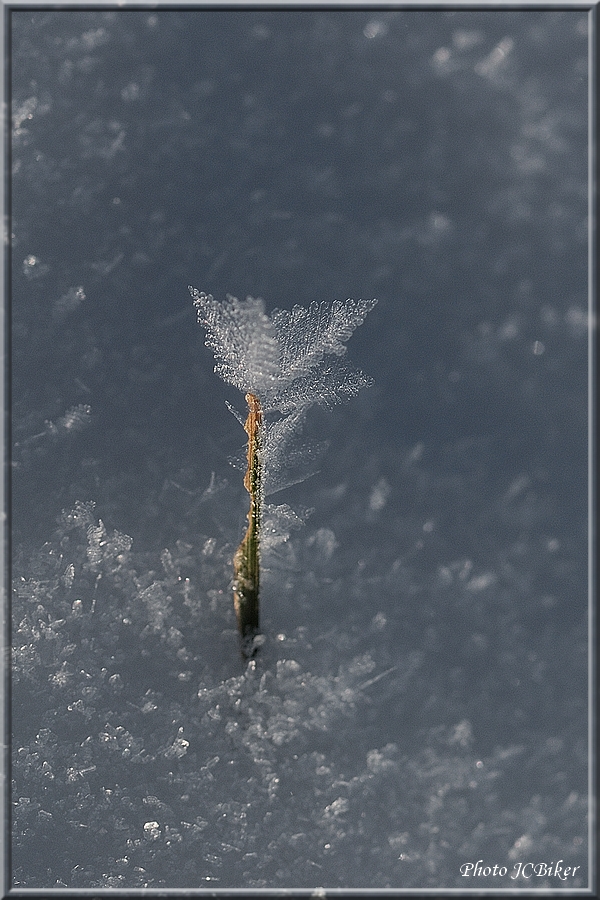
left=233, top=393, right=263, bottom=657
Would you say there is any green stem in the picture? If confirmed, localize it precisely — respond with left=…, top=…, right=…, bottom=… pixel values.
left=233, top=393, right=262, bottom=656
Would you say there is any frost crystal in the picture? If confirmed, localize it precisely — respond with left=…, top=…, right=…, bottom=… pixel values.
left=191, top=291, right=280, bottom=395
left=191, top=287, right=376, bottom=651
left=191, top=288, right=377, bottom=500
left=190, top=288, right=376, bottom=412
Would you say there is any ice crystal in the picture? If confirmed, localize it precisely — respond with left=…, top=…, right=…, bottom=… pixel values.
left=191, top=288, right=376, bottom=500
left=190, top=288, right=377, bottom=413
left=86, top=519, right=133, bottom=570
left=191, top=291, right=280, bottom=395
left=57, top=403, right=91, bottom=433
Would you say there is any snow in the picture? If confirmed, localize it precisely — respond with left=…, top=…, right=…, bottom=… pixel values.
left=11, top=489, right=588, bottom=888
left=9, top=6, right=589, bottom=892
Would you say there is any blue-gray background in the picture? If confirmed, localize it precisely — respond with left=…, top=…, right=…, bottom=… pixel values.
left=10, top=7, right=589, bottom=891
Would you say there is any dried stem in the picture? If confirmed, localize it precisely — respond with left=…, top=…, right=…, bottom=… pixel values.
left=233, top=392, right=262, bottom=656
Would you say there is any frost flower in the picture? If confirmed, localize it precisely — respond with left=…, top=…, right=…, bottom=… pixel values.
left=190, top=287, right=377, bottom=657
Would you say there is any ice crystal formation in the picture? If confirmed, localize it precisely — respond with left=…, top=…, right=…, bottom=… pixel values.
left=190, top=287, right=377, bottom=655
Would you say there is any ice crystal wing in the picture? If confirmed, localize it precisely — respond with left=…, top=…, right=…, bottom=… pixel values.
left=225, top=400, right=246, bottom=426
left=190, top=287, right=280, bottom=394
left=261, top=409, right=327, bottom=495
left=261, top=503, right=309, bottom=551
left=271, top=298, right=378, bottom=381
left=264, top=357, right=374, bottom=414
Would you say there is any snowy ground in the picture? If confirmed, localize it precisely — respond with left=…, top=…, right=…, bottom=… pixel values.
left=9, top=8, right=589, bottom=891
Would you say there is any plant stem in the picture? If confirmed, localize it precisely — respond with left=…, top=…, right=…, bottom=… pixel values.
left=233, top=392, right=262, bottom=656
